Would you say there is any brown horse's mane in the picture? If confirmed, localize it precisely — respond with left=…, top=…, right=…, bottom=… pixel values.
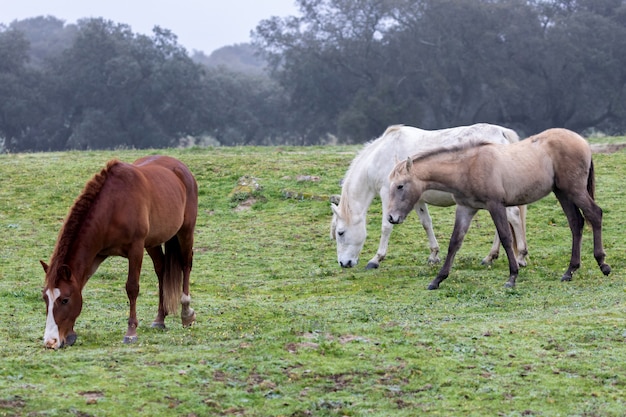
left=46, top=160, right=121, bottom=284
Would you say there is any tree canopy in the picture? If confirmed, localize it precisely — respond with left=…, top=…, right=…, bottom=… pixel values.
left=1, top=1, right=625, bottom=151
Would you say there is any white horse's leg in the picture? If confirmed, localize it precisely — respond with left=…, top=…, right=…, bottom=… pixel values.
left=506, top=205, right=529, bottom=267
left=415, top=201, right=440, bottom=264
left=366, top=189, right=393, bottom=269
left=482, top=231, right=501, bottom=266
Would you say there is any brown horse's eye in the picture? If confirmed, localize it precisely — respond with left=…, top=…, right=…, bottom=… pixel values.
left=61, top=298, right=69, bottom=305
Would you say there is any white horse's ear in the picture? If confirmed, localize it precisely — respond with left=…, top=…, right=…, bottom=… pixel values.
left=405, top=157, right=413, bottom=172
left=330, top=203, right=340, bottom=217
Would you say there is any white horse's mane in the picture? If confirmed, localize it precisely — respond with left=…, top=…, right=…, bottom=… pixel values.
left=337, top=125, right=406, bottom=220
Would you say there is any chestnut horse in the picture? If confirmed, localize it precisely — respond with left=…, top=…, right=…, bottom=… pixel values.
left=387, top=128, right=611, bottom=289
left=41, top=155, right=198, bottom=348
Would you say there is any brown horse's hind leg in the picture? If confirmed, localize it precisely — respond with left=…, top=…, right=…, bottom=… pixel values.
left=178, top=230, right=196, bottom=327
left=147, top=246, right=167, bottom=329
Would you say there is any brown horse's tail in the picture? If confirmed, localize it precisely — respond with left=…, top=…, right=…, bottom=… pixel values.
left=587, top=159, right=596, bottom=201
left=163, top=236, right=184, bottom=315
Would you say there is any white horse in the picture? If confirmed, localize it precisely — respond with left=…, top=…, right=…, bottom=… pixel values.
left=330, top=124, right=529, bottom=269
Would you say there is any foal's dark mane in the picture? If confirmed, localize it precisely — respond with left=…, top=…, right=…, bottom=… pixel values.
left=46, top=160, right=121, bottom=284
left=410, top=139, right=493, bottom=164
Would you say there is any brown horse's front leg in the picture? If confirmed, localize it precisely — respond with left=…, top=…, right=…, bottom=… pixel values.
left=488, top=203, right=519, bottom=287
left=124, top=245, right=144, bottom=344
left=429, top=205, right=477, bottom=290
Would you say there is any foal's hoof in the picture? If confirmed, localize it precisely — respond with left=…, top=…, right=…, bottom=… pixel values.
left=601, top=264, right=611, bottom=276
left=561, top=274, right=572, bottom=282
left=504, top=281, right=516, bottom=288
left=151, top=322, right=166, bottom=329
left=123, top=335, right=138, bottom=344
left=365, top=262, right=379, bottom=270
left=427, top=282, right=440, bottom=290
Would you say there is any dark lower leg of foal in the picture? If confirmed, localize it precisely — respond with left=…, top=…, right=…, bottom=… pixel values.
left=578, top=198, right=611, bottom=276
left=555, top=193, right=584, bottom=281
left=429, top=206, right=476, bottom=290
left=488, top=204, right=518, bottom=287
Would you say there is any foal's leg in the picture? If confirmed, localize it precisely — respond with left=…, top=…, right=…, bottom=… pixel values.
left=124, top=243, right=144, bottom=344
left=570, top=194, right=611, bottom=277
left=554, top=191, right=587, bottom=281
left=146, top=245, right=167, bottom=329
left=366, top=188, right=392, bottom=268
left=487, top=203, right=519, bottom=288
left=428, top=205, right=477, bottom=290
left=414, top=200, right=440, bottom=264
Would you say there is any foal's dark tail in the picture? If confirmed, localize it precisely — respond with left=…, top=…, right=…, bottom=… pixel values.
left=162, top=236, right=184, bottom=315
left=587, top=159, right=596, bottom=200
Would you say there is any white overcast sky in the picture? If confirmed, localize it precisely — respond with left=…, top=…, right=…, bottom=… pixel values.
left=1, top=0, right=300, bottom=54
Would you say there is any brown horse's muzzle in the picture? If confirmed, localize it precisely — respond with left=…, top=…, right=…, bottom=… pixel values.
left=45, top=331, right=77, bottom=349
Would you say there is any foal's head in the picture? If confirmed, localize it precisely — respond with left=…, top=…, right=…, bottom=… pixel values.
left=41, top=262, right=82, bottom=349
left=387, top=157, right=424, bottom=225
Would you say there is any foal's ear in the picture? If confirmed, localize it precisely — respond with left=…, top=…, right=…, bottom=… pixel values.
left=405, top=157, right=413, bottom=172
left=40, top=260, right=49, bottom=273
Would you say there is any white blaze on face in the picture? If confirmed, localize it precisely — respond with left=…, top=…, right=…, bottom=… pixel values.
left=44, top=288, right=61, bottom=348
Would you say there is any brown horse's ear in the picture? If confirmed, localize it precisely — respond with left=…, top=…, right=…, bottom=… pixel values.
left=40, top=260, right=49, bottom=273
left=405, top=157, right=413, bottom=172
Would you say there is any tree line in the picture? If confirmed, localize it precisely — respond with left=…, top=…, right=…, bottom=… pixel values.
left=1, top=0, right=626, bottom=152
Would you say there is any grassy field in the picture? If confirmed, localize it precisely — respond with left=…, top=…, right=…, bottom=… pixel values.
left=0, top=138, right=624, bottom=417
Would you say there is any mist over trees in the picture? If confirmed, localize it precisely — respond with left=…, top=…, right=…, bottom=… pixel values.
left=1, top=0, right=626, bottom=152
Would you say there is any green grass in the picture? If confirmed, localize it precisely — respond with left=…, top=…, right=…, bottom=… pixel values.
left=0, top=144, right=625, bottom=416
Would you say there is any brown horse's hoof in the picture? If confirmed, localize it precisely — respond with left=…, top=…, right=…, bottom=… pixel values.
left=151, top=322, right=166, bottom=329
left=182, top=310, right=196, bottom=327
left=123, top=335, right=138, bottom=344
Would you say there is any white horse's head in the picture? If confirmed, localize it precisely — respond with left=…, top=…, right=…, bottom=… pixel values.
left=330, top=203, right=366, bottom=268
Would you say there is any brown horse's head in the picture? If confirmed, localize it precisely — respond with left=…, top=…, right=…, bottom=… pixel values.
left=41, top=261, right=82, bottom=349
left=388, top=157, right=424, bottom=225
